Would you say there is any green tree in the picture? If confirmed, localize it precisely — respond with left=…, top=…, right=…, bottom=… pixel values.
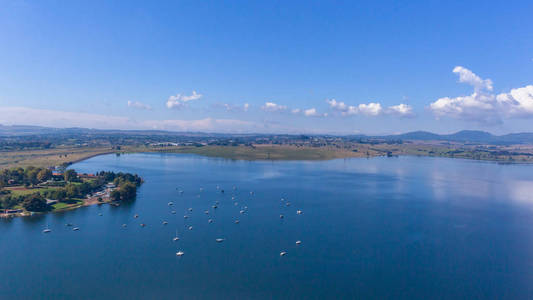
left=110, top=190, right=121, bottom=202
left=37, top=169, right=52, bottom=182
left=65, top=183, right=79, bottom=199
left=22, top=194, right=48, bottom=212
left=64, top=169, right=77, bottom=182
left=120, top=182, right=137, bottom=201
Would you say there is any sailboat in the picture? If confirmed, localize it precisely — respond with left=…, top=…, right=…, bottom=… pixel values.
left=42, top=224, right=51, bottom=233
left=173, top=230, right=179, bottom=241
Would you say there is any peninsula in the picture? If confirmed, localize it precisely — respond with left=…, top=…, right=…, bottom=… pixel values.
left=0, top=166, right=142, bottom=217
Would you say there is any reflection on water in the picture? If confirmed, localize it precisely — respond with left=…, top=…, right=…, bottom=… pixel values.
left=1, top=154, right=533, bottom=299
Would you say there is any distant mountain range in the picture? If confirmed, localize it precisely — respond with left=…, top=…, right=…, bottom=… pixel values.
left=1, top=125, right=533, bottom=144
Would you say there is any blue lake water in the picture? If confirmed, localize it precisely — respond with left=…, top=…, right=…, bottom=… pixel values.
left=2, top=153, right=533, bottom=299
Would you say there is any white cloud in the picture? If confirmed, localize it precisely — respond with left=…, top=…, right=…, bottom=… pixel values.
left=127, top=100, right=152, bottom=110
left=326, top=99, right=358, bottom=116
left=214, top=102, right=251, bottom=112
left=430, top=66, right=533, bottom=123
left=453, top=66, right=493, bottom=91
left=166, top=91, right=202, bottom=109
left=386, top=104, right=415, bottom=117
left=357, top=103, right=382, bottom=116
left=326, top=99, right=347, bottom=111
left=496, top=85, right=533, bottom=117
left=304, top=108, right=327, bottom=117
left=261, top=102, right=287, bottom=112
left=328, top=99, right=414, bottom=117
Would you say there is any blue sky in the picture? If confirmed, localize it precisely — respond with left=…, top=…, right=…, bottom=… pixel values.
left=0, top=0, right=532, bottom=134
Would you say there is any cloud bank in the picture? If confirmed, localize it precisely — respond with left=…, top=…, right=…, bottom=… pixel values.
left=0, top=106, right=261, bottom=133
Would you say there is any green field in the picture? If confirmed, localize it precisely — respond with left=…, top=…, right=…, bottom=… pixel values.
left=135, top=145, right=372, bottom=161
left=6, top=186, right=59, bottom=197
left=0, top=147, right=115, bottom=169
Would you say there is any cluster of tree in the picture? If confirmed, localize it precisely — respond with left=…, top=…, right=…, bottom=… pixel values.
left=104, top=172, right=142, bottom=202
left=0, top=167, right=53, bottom=187
left=96, top=171, right=142, bottom=186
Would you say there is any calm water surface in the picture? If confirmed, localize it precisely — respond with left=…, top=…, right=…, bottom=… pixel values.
left=2, top=153, right=533, bottom=299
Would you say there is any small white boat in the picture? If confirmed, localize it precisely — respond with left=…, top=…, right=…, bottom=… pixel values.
left=184, top=215, right=188, bottom=219
left=297, top=210, right=303, bottom=215
left=204, top=210, right=209, bottom=214
left=162, top=221, right=168, bottom=225
left=134, top=214, right=139, bottom=218
left=212, top=205, right=217, bottom=209
left=168, top=202, right=174, bottom=206
left=240, top=210, right=245, bottom=214
left=176, top=251, right=184, bottom=256
left=286, top=202, right=291, bottom=207
left=296, top=240, right=302, bottom=245
left=98, top=213, right=103, bottom=216
left=72, top=227, right=80, bottom=231
left=171, top=211, right=176, bottom=214
left=208, top=219, right=213, bottom=223
left=188, top=226, right=193, bottom=230
left=188, top=208, right=193, bottom=212
left=280, top=251, right=287, bottom=256
left=173, top=230, right=179, bottom=241
left=122, top=224, right=127, bottom=228
left=280, top=214, right=284, bottom=219
left=215, top=238, right=225, bottom=243
left=234, top=220, right=240, bottom=224
left=140, top=223, right=146, bottom=227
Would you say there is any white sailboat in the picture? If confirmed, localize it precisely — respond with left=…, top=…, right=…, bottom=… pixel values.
left=42, top=224, right=51, bottom=233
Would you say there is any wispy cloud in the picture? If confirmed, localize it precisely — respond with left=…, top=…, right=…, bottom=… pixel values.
left=0, top=106, right=265, bottom=133
left=127, top=100, right=152, bottom=110
left=261, top=102, right=287, bottom=112
left=430, top=66, right=533, bottom=123
left=212, top=102, right=251, bottom=112
left=166, top=91, right=202, bottom=109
